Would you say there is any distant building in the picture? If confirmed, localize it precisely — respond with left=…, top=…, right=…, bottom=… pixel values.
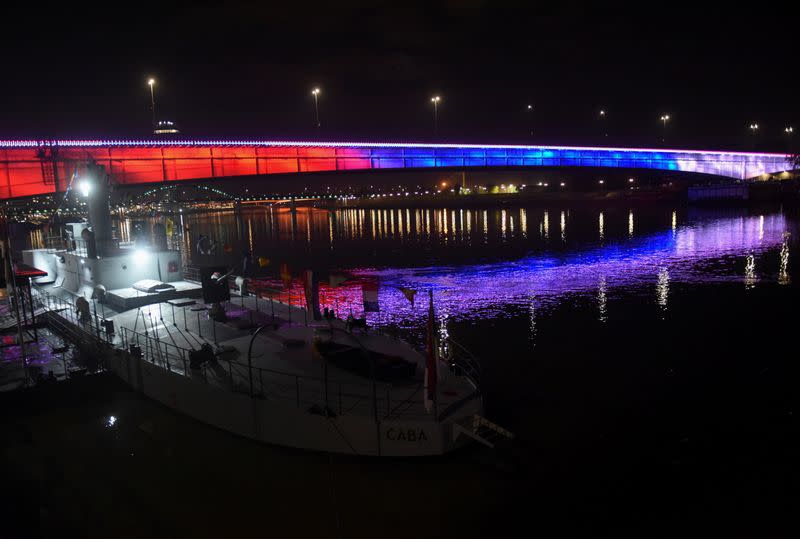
left=154, top=120, right=180, bottom=135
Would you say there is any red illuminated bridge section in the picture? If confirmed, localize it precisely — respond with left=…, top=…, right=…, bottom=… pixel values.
left=0, top=140, right=793, bottom=199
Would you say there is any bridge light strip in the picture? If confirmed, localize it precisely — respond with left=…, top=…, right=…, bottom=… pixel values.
left=0, top=139, right=789, bottom=158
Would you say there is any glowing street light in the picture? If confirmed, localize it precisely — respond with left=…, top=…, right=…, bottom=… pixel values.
left=785, top=126, right=795, bottom=153
left=147, top=78, right=156, bottom=131
left=431, top=96, right=441, bottom=136
left=311, top=88, right=321, bottom=131
left=527, top=104, right=534, bottom=137
left=749, top=123, right=759, bottom=150
left=660, top=114, right=670, bottom=144
left=599, top=109, right=608, bottom=139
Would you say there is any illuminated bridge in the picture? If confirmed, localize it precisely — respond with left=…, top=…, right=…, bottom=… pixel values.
left=0, top=139, right=793, bottom=199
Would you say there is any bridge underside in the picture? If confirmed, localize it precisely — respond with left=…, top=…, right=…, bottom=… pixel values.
left=0, top=141, right=792, bottom=199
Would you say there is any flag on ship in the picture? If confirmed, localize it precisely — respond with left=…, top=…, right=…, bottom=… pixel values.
left=362, top=282, right=379, bottom=312
left=280, top=263, right=291, bottom=288
left=424, top=290, right=438, bottom=415
left=399, top=287, right=417, bottom=306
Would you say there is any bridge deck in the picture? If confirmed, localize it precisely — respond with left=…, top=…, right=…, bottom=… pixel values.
left=0, top=140, right=791, bottom=199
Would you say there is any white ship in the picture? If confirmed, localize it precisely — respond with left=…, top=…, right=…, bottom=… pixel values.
left=18, top=163, right=511, bottom=456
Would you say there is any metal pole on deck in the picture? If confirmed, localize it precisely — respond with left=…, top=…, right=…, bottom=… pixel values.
left=247, top=325, right=266, bottom=397
left=4, top=238, right=28, bottom=380
left=27, top=281, right=37, bottom=340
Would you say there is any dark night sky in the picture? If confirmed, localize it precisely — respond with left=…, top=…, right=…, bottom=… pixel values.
left=1, top=2, right=795, bottom=151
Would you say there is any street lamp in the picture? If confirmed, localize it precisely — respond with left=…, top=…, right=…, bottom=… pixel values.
left=527, top=104, right=533, bottom=137
left=786, top=126, right=794, bottom=153
left=660, top=114, right=670, bottom=144
left=311, top=88, right=321, bottom=131
left=599, top=109, right=608, bottom=139
left=147, top=78, right=156, bottom=132
left=749, top=123, right=759, bottom=151
left=431, top=96, right=441, bottom=136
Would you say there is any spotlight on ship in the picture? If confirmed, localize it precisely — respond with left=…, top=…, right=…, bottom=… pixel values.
left=133, top=249, right=150, bottom=265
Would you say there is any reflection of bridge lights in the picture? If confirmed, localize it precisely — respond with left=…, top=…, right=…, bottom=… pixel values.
left=628, top=210, right=634, bottom=237
left=779, top=233, right=791, bottom=285
left=598, top=275, right=607, bottom=323
left=596, top=213, right=604, bottom=245
left=745, top=254, right=756, bottom=289
left=657, top=267, right=669, bottom=310
left=543, top=211, right=549, bottom=239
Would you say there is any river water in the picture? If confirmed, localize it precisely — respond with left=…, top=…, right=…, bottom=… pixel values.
left=12, top=201, right=800, bottom=536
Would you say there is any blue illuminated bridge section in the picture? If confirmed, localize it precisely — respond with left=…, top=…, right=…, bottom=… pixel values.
left=0, top=139, right=793, bottom=198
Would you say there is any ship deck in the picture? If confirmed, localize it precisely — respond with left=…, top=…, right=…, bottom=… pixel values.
left=32, top=284, right=479, bottom=422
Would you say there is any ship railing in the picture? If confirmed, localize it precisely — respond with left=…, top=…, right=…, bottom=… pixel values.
left=32, top=285, right=426, bottom=419
left=29, top=284, right=432, bottom=420
left=118, top=325, right=428, bottom=420
left=30, top=284, right=115, bottom=345
left=442, top=336, right=482, bottom=389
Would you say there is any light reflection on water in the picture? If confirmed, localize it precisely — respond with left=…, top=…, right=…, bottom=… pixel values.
left=89, top=206, right=796, bottom=341
left=357, top=212, right=790, bottom=327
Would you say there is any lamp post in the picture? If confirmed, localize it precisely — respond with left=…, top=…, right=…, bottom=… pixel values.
left=749, top=123, right=759, bottom=151
left=599, top=109, right=607, bottom=140
left=431, top=96, right=441, bottom=137
left=660, top=114, right=670, bottom=145
left=527, top=104, right=534, bottom=137
left=311, top=88, right=321, bottom=132
left=147, top=78, right=156, bottom=132
left=785, top=126, right=794, bottom=153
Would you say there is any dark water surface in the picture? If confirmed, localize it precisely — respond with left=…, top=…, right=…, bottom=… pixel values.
left=7, top=202, right=800, bottom=537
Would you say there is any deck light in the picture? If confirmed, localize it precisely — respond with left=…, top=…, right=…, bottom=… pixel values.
left=133, top=249, right=150, bottom=265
